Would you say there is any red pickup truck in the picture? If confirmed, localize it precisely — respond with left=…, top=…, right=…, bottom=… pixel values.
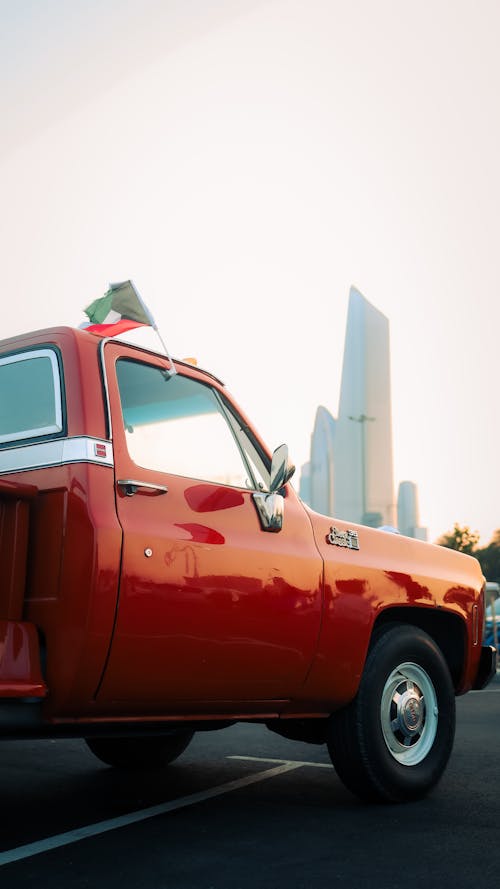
left=0, top=325, right=495, bottom=803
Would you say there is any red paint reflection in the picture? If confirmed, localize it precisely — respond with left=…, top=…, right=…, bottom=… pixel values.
left=174, top=523, right=225, bottom=545
left=185, top=484, right=245, bottom=513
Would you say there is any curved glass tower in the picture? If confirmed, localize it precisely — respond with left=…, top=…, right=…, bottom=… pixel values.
left=302, top=287, right=395, bottom=527
left=333, top=287, right=395, bottom=526
left=309, top=406, right=336, bottom=516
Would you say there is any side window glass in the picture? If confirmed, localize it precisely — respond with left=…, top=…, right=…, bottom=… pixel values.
left=116, top=359, right=252, bottom=488
left=0, top=349, right=63, bottom=445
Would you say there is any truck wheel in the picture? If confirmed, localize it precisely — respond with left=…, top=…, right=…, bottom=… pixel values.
left=327, top=624, right=455, bottom=803
left=85, top=731, right=194, bottom=769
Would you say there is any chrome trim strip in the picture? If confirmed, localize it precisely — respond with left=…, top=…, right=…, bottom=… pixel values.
left=98, top=337, right=113, bottom=440
left=0, top=436, right=114, bottom=475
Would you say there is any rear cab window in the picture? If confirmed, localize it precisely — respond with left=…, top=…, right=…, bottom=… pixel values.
left=0, top=349, right=64, bottom=445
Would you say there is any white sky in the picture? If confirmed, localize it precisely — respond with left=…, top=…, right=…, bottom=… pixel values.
left=1, top=0, right=499, bottom=544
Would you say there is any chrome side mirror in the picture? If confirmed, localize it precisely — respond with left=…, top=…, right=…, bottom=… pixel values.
left=252, top=490, right=284, bottom=532
left=269, top=444, right=295, bottom=492
left=252, top=444, right=294, bottom=532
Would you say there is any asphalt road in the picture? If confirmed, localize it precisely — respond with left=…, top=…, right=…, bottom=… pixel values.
left=1, top=677, right=499, bottom=888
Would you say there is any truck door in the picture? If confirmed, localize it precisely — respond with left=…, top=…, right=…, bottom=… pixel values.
left=98, top=343, right=323, bottom=709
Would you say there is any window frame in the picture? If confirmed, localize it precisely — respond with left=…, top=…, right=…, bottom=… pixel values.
left=0, top=347, right=65, bottom=446
left=115, top=356, right=271, bottom=492
left=215, top=391, right=271, bottom=492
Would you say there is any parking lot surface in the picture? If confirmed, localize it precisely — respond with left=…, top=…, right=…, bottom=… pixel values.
left=1, top=677, right=499, bottom=888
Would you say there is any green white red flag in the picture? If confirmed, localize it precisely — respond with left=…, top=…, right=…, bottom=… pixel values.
left=83, top=281, right=155, bottom=337
left=82, top=279, right=177, bottom=376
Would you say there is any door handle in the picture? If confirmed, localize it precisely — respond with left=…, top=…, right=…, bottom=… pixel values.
left=117, top=479, right=168, bottom=497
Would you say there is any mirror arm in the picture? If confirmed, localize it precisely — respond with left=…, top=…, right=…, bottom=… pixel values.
left=252, top=491, right=284, bottom=532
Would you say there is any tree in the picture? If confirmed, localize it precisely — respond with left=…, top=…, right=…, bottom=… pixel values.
left=436, top=523, right=480, bottom=555
left=437, top=525, right=500, bottom=583
left=474, top=531, right=500, bottom=584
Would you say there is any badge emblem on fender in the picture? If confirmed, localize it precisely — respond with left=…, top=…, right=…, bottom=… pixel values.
left=327, top=526, right=360, bottom=550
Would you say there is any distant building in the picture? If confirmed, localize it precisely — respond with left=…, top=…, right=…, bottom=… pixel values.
left=309, top=406, right=336, bottom=516
left=300, top=287, right=395, bottom=523
left=397, top=481, right=428, bottom=541
left=300, top=287, right=428, bottom=533
left=332, top=287, right=395, bottom=526
left=299, top=460, right=311, bottom=505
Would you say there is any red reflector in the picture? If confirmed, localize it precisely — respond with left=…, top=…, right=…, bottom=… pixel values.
left=94, top=443, right=107, bottom=458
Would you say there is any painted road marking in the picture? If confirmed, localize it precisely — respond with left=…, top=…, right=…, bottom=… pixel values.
left=230, top=755, right=333, bottom=769
left=0, top=762, right=301, bottom=867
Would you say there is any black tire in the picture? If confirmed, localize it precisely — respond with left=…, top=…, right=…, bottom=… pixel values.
left=327, top=624, right=456, bottom=803
left=85, top=731, right=194, bottom=770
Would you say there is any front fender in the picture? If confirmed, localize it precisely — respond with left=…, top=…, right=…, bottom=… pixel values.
left=295, top=509, right=484, bottom=709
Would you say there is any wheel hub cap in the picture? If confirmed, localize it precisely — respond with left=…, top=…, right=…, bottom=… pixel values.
left=380, top=662, right=439, bottom=766
left=396, top=686, right=424, bottom=737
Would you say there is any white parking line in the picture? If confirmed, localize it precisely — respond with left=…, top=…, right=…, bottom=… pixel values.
left=230, top=755, right=333, bottom=769
left=0, top=762, right=301, bottom=867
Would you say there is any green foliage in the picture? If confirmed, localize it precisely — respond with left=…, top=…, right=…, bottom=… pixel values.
left=475, top=536, right=500, bottom=584
left=437, top=523, right=500, bottom=583
left=436, top=523, right=480, bottom=555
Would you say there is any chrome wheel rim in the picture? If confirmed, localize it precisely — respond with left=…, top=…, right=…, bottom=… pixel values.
left=380, top=662, right=438, bottom=766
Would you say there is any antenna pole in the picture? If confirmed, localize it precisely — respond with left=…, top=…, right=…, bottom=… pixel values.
left=153, top=324, right=177, bottom=376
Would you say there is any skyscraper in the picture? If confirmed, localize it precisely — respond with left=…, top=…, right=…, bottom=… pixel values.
left=302, top=286, right=395, bottom=527
left=397, top=481, right=428, bottom=540
left=333, top=286, right=395, bottom=526
left=309, top=406, right=336, bottom=516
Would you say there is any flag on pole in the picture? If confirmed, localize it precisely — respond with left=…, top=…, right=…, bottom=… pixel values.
left=82, top=280, right=177, bottom=376
left=83, top=280, right=155, bottom=337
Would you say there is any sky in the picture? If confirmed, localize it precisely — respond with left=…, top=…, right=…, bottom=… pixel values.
left=1, top=0, right=499, bottom=545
